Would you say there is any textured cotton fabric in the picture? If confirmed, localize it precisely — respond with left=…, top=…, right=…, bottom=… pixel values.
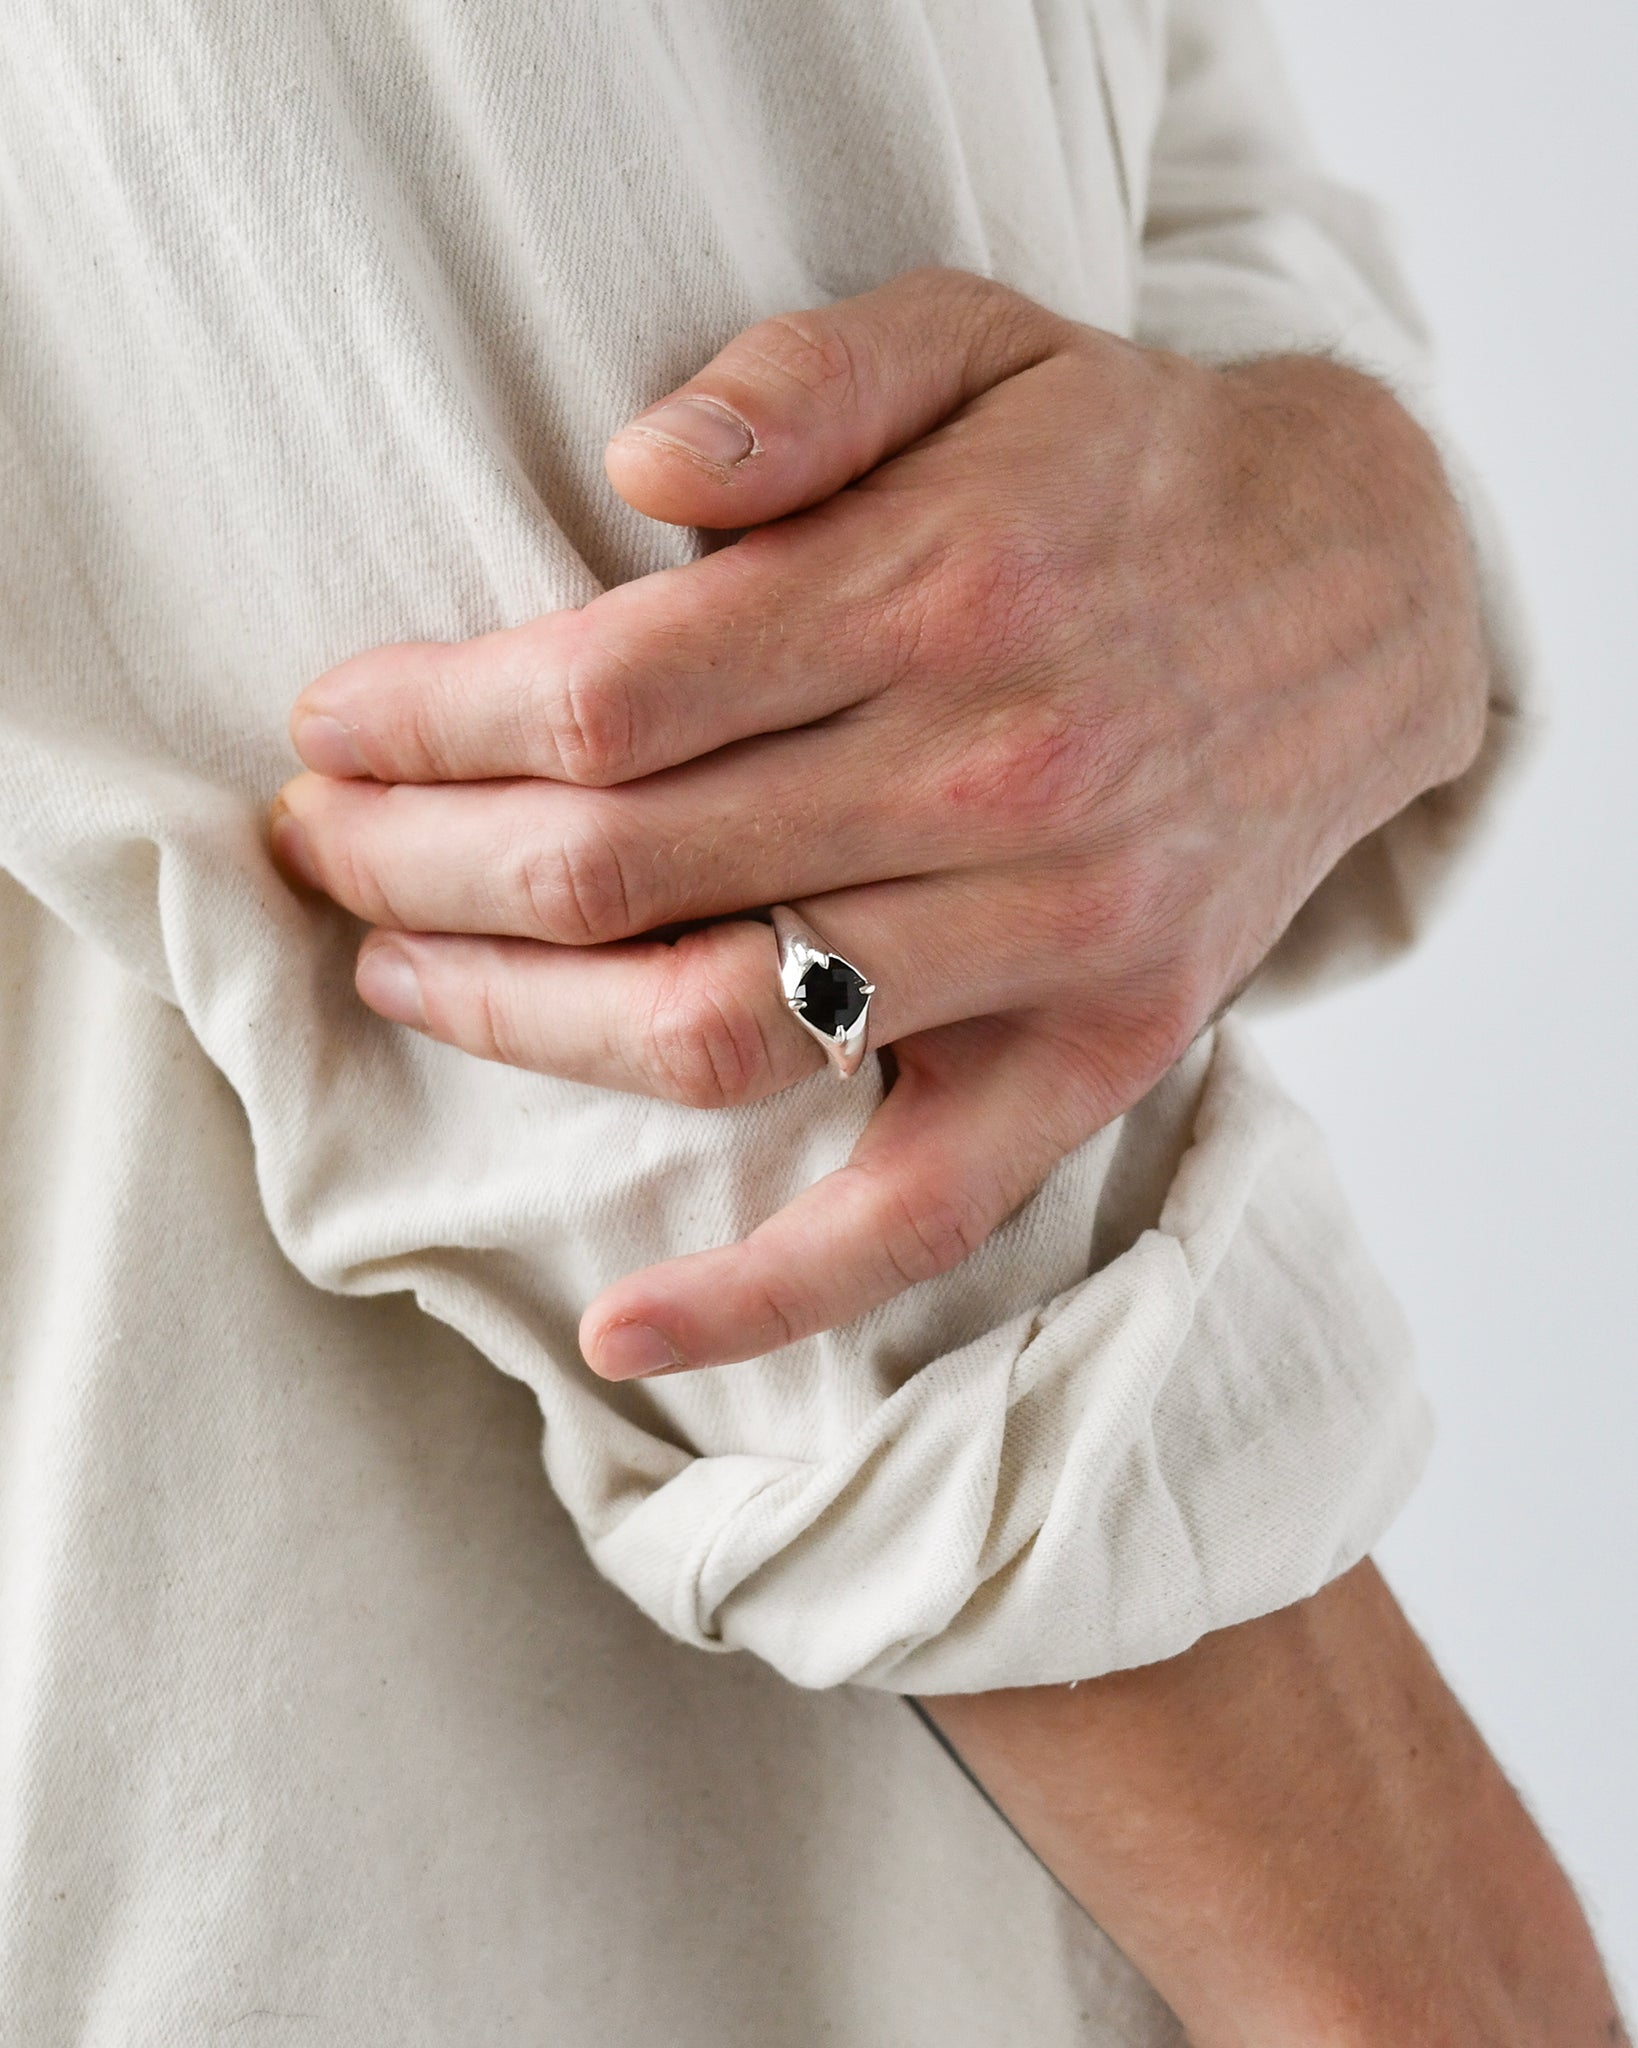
left=0, top=0, right=1525, bottom=2036
left=0, top=870, right=1191, bottom=2045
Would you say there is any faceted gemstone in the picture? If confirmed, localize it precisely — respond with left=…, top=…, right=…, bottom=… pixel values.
left=796, top=957, right=869, bottom=1037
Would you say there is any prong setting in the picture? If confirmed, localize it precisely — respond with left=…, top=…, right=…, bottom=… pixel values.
left=770, top=906, right=875, bottom=1080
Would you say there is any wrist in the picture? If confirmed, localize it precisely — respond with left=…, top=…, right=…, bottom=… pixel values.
left=1220, top=353, right=1492, bottom=819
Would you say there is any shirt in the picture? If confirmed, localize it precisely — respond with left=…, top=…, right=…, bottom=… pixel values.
left=0, top=1, right=1529, bottom=2037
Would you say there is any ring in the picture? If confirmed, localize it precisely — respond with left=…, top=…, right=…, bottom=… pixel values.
left=771, top=904, right=876, bottom=1080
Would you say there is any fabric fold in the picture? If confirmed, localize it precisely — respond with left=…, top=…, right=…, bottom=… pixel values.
left=0, top=0, right=1513, bottom=1698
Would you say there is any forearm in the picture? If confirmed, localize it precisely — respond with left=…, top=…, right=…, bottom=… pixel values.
left=921, top=1561, right=1622, bottom=2047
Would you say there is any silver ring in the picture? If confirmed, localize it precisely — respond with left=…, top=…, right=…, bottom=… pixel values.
left=771, top=904, right=876, bottom=1080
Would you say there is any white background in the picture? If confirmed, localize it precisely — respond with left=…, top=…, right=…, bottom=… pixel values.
left=1259, top=0, right=1637, bottom=1993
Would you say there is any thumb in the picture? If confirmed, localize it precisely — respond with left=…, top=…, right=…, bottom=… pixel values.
left=605, top=266, right=1063, bottom=529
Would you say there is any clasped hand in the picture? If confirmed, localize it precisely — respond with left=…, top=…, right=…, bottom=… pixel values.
left=270, top=268, right=1486, bottom=1378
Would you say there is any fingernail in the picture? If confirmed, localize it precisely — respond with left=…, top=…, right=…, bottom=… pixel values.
left=268, top=802, right=323, bottom=892
left=356, top=942, right=426, bottom=1028
left=293, top=711, right=367, bottom=778
left=623, top=395, right=757, bottom=469
left=594, top=1321, right=685, bottom=1380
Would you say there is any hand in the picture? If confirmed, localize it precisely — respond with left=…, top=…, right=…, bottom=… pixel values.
left=269, top=268, right=1488, bottom=1378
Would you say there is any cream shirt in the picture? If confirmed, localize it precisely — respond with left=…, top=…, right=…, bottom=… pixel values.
left=0, top=0, right=1527, bottom=2038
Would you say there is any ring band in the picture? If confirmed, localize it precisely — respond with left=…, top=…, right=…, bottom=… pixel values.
left=771, top=904, right=876, bottom=1080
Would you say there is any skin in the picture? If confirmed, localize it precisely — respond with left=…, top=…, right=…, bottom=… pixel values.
left=924, top=1562, right=1625, bottom=2047
left=270, top=267, right=1489, bottom=1380
left=267, top=268, right=1623, bottom=2032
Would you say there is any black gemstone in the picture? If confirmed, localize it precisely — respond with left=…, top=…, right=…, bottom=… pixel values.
left=796, top=957, right=869, bottom=1037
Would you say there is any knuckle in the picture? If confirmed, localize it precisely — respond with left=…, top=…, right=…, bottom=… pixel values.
left=532, top=635, right=638, bottom=786
left=1037, top=853, right=1217, bottom=1081
left=939, top=699, right=1100, bottom=846
left=1108, top=843, right=1195, bottom=951
left=391, top=686, right=448, bottom=779
left=394, top=675, right=475, bottom=781
left=850, top=529, right=1033, bottom=702
left=351, top=645, right=486, bottom=781
left=749, top=308, right=865, bottom=410
left=1090, top=891, right=1216, bottom=1071
left=1030, top=868, right=1106, bottom=963
left=1088, top=851, right=1193, bottom=988
left=845, top=534, right=948, bottom=691
left=874, top=1173, right=992, bottom=1289
left=924, top=263, right=1052, bottom=355
left=464, top=968, right=533, bottom=1071
left=996, top=710, right=1099, bottom=830
left=326, top=816, right=406, bottom=930
left=643, top=961, right=774, bottom=1110
left=1142, top=967, right=1211, bottom=1068
left=742, top=1277, right=806, bottom=1355
left=936, top=528, right=1060, bottom=662
left=897, top=519, right=1074, bottom=678
left=512, top=814, right=636, bottom=943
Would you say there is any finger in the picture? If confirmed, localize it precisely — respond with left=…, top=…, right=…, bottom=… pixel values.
left=349, top=870, right=1064, bottom=1105
left=291, top=278, right=1069, bottom=794
left=270, top=716, right=978, bottom=945
left=579, top=1018, right=1112, bottom=1376
left=288, top=507, right=889, bottom=788
left=605, top=267, right=1066, bottom=529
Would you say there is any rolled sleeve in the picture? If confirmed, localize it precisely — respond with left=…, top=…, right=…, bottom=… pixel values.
left=0, top=0, right=1502, bottom=1706
left=575, top=1027, right=1429, bottom=1692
